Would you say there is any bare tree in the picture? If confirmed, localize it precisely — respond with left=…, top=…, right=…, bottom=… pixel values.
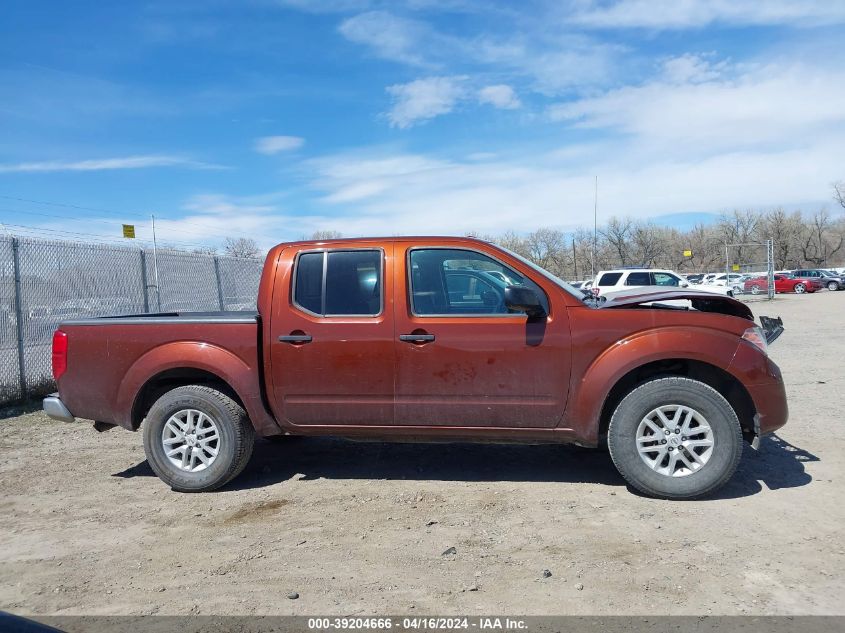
left=525, top=228, right=567, bottom=276
left=224, top=237, right=261, bottom=259
left=758, top=208, right=802, bottom=269
left=629, top=222, right=666, bottom=268
left=600, top=216, right=633, bottom=266
left=834, top=181, right=845, bottom=211
left=311, top=230, right=343, bottom=240
left=492, top=230, right=531, bottom=259
left=800, top=209, right=844, bottom=266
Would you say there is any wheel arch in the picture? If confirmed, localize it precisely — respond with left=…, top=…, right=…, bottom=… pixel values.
left=597, top=358, right=756, bottom=444
left=115, top=341, right=281, bottom=436
left=131, top=367, right=245, bottom=430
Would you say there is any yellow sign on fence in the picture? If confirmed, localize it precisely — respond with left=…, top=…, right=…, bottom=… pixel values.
left=683, top=249, right=692, bottom=257
left=122, top=224, right=135, bottom=239
left=732, top=264, right=740, bottom=271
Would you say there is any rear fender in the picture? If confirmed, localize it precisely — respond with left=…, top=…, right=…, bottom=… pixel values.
left=117, top=341, right=280, bottom=435
left=565, top=327, right=742, bottom=444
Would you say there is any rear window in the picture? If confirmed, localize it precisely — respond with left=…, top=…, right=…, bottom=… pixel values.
left=293, top=249, right=382, bottom=316
left=597, top=272, right=622, bottom=286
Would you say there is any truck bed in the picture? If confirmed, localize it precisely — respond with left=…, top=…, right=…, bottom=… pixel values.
left=56, top=311, right=265, bottom=432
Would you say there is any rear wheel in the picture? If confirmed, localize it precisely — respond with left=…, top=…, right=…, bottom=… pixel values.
left=794, top=283, right=806, bottom=294
left=607, top=377, right=742, bottom=499
left=142, top=385, right=255, bottom=492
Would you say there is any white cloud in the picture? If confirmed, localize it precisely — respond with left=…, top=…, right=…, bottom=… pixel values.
left=570, top=0, right=845, bottom=29
left=0, top=155, right=223, bottom=174
left=337, top=10, right=622, bottom=96
left=339, top=11, right=431, bottom=66
left=385, top=76, right=467, bottom=128
left=254, top=135, right=305, bottom=155
left=661, top=53, right=728, bottom=84
left=287, top=139, right=844, bottom=238
left=547, top=59, right=845, bottom=157
left=477, top=84, right=522, bottom=109
left=293, top=59, right=845, bottom=236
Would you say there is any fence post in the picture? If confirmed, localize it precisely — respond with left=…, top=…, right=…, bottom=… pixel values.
left=140, top=249, right=150, bottom=313
left=213, top=256, right=225, bottom=311
left=11, top=238, right=27, bottom=397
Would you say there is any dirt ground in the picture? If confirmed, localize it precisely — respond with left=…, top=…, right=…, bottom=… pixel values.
left=1, top=291, right=843, bottom=617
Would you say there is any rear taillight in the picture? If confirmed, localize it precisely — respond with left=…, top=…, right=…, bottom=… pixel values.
left=52, top=330, right=68, bottom=380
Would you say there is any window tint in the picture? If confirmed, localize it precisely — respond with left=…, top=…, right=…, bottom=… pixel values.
left=625, top=272, right=651, bottom=286
left=325, top=250, right=381, bottom=315
left=294, top=252, right=323, bottom=314
left=409, top=248, right=546, bottom=316
left=653, top=272, right=680, bottom=286
left=598, top=272, right=622, bottom=286
left=293, top=250, right=382, bottom=316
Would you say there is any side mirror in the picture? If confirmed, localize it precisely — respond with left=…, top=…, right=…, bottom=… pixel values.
left=504, top=285, right=547, bottom=319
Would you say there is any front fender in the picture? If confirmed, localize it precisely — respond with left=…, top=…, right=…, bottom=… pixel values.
left=564, top=326, right=743, bottom=444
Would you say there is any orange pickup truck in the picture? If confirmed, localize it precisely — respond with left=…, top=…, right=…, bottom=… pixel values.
left=43, top=236, right=787, bottom=499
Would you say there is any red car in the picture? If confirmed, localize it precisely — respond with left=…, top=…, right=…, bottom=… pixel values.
left=744, top=273, right=822, bottom=295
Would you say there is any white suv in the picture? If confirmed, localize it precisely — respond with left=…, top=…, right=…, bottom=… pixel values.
left=593, top=268, right=734, bottom=297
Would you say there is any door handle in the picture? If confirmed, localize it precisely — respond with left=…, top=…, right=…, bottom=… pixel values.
left=399, top=333, right=435, bottom=343
left=278, top=334, right=312, bottom=344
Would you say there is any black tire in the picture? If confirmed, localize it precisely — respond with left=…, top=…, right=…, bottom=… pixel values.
left=142, top=385, right=255, bottom=492
left=607, top=377, right=742, bottom=500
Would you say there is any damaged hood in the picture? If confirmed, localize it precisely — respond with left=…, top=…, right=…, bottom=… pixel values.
left=596, top=288, right=753, bottom=320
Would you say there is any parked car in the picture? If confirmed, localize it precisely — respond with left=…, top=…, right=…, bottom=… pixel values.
left=592, top=268, right=735, bottom=298
left=685, top=273, right=704, bottom=284
left=743, top=273, right=822, bottom=295
left=44, top=236, right=788, bottom=500
left=791, top=269, right=845, bottom=291
left=711, top=273, right=745, bottom=287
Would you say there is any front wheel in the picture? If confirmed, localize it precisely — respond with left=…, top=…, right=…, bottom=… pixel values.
left=750, top=284, right=760, bottom=295
left=143, top=385, right=255, bottom=492
left=607, top=377, right=742, bottom=499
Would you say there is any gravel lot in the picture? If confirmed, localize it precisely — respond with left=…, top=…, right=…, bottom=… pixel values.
left=1, top=291, right=843, bottom=616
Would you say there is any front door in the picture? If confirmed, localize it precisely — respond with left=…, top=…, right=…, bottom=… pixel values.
left=393, top=245, right=570, bottom=428
left=268, top=243, right=395, bottom=426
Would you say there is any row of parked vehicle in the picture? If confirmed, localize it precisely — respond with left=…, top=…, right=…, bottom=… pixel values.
left=570, top=267, right=845, bottom=297
left=686, top=268, right=845, bottom=295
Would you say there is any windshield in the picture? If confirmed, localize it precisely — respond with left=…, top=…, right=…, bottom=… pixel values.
left=498, top=245, right=586, bottom=301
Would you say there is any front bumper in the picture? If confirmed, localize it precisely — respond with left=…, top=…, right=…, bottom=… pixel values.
left=43, top=393, right=75, bottom=422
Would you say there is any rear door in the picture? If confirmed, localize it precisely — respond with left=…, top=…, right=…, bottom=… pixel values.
left=393, top=244, right=571, bottom=428
left=268, top=243, right=395, bottom=426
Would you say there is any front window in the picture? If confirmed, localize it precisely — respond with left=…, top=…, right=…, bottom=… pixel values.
left=408, top=248, right=547, bottom=316
left=653, top=272, right=681, bottom=286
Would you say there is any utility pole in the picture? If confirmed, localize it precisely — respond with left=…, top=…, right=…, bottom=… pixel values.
left=151, top=214, right=161, bottom=311
left=591, top=176, right=598, bottom=278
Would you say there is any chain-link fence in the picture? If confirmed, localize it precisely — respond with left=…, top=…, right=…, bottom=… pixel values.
left=725, top=240, right=775, bottom=299
left=0, top=235, right=263, bottom=405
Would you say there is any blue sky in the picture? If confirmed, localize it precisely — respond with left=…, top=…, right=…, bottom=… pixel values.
left=1, top=0, right=844, bottom=250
